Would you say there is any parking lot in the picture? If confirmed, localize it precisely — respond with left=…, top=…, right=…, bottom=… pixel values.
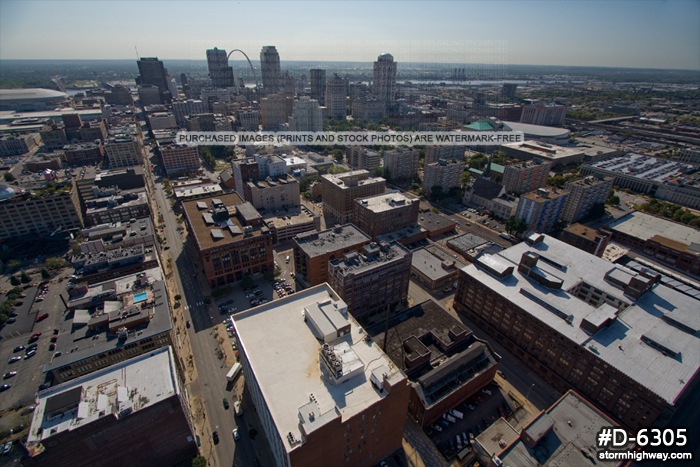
left=210, top=247, right=296, bottom=320
left=425, top=382, right=514, bottom=461
left=0, top=278, right=66, bottom=412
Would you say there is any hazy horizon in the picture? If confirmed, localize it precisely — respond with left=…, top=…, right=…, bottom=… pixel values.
left=1, top=0, right=699, bottom=71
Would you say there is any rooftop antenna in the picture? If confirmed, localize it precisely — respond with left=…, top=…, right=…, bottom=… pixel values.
left=135, top=46, right=140, bottom=60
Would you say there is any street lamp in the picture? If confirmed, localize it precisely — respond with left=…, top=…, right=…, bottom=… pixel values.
left=526, top=383, right=535, bottom=400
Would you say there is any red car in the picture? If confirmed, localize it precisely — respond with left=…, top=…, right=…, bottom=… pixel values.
left=30, top=332, right=42, bottom=339
left=35, top=313, right=49, bottom=322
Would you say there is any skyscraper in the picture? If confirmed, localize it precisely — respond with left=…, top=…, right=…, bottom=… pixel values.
left=260, top=46, right=282, bottom=94
left=325, top=73, right=346, bottom=120
left=137, top=57, right=169, bottom=91
left=309, top=69, right=326, bottom=105
left=206, top=47, right=235, bottom=88
left=372, top=53, right=397, bottom=106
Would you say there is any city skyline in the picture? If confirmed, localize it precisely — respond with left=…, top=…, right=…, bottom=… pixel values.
left=0, top=0, right=698, bottom=71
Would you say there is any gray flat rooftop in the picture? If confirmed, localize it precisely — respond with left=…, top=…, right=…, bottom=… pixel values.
left=233, top=284, right=404, bottom=454
left=356, top=191, right=416, bottom=213
left=498, top=390, right=628, bottom=466
left=329, top=242, right=410, bottom=276
left=587, top=153, right=694, bottom=183
left=411, top=246, right=465, bottom=281
left=295, top=224, right=370, bottom=258
left=502, top=121, right=570, bottom=138
left=462, top=235, right=700, bottom=405
left=28, top=347, right=178, bottom=444
left=44, top=268, right=172, bottom=372
left=608, top=211, right=700, bottom=246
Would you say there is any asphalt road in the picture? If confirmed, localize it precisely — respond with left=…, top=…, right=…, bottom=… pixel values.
left=149, top=163, right=258, bottom=467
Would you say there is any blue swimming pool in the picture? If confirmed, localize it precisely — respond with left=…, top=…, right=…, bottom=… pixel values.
left=134, top=292, right=147, bottom=303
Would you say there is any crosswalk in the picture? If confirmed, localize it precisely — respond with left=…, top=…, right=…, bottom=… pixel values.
left=183, top=302, right=205, bottom=311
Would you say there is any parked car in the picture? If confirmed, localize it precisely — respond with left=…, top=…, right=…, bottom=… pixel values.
left=0, top=384, right=11, bottom=392
left=24, top=350, right=36, bottom=359
left=13, top=346, right=25, bottom=353
left=212, top=431, right=219, bottom=444
left=8, top=357, right=21, bottom=364
left=232, top=428, right=240, bottom=441
left=3, top=372, right=17, bottom=379
left=223, top=398, right=229, bottom=410
left=2, top=441, right=12, bottom=455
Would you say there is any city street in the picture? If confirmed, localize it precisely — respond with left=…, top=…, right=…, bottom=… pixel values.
left=146, top=156, right=251, bottom=467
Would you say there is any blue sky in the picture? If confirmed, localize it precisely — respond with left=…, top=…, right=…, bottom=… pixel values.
left=1, top=0, right=698, bottom=70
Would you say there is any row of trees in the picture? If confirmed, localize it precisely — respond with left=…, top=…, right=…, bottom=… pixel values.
left=637, top=199, right=700, bottom=228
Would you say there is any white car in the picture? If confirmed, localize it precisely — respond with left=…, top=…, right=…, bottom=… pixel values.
left=232, top=428, right=240, bottom=441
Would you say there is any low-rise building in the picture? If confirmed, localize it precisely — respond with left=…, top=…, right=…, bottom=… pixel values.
left=0, top=181, right=83, bottom=240
left=607, top=211, right=700, bottom=275
left=27, top=347, right=196, bottom=466
left=183, top=194, right=274, bottom=288
left=293, top=224, right=371, bottom=289
left=84, top=189, right=150, bottom=226
left=501, top=140, right=583, bottom=167
left=367, top=300, right=498, bottom=428
left=232, top=284, right=410, bottom=467
left=416, top=208, right=457, bottom=238
left=486, top=390, right=630, bottom=466
left=321, top=170, right=386, bottom=226
left=158, top=142, right=201, bottom=175
left=411, top=244, right=465, bottom=291
left=453, top=233, right=700, bottom=430
left=328, top=241, right=412, bottom=325
left=353, top=191, right=419, bottom=239
left=44, top=269, right=173, bottom=383
left=0, top=132, right=38, bottom=156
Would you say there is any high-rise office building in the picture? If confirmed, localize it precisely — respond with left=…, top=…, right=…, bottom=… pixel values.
left=309, top=69, right=326, bottom=105
left=137, top=57, right=169, bottom=91
left=325, top=73, right=346, bottom=120
left=260, top=46, right=283, bottom=94
left=289, top=97, right=323, bottom=132
left=206, top=47, right=235, bottom=88
left=136, top=57, right=171, bottom=103
left=372, top=53, right=397, bottom=106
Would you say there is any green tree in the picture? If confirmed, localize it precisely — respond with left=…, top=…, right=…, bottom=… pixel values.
left=41, top=268, right=50, bottom=279
left=505, top=216, right=527, bottom=235
left=3, top=172, right=15, bottom=182
left=20, top=271, right=31, bottom=283
left=6, top=259, right=21, bottom=271
left=462, top=171, right=472, bottom=187
left=191, top=456, right=207, bottom=467
left=332, top=149, right=344, bottom=164
left=45, top=257, right=68, bottom=270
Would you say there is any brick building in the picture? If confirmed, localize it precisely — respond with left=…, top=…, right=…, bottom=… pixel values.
left=453, top=233, right=700, bottom=430
left=183, top=194, right=273, bottom=288
left=327, top=241, right=411, bottom=325
left=233, top=284, right=410, bottom=467
left=321, top=170, right=385, bottom=226
left=353, top=191, right=419, bottom=239
left=293, top=224, right=370, bottom=289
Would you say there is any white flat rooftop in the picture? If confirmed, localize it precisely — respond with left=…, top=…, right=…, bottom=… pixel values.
left=27, top=346, right=179, bottom=444
left=463, top=235, right=700, bottom=405
left=608, top=211, right=700, bottom=246
left=233, top=283, right=404, bottom=452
